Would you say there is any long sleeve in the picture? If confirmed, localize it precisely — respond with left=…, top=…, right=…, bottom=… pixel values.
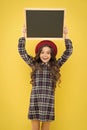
left=57, top=39, right=73, bottom=68
left=18, top=37, right=34, bottom=67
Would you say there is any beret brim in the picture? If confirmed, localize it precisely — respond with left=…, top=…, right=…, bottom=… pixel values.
left=35, top=40, right=57, bottom=56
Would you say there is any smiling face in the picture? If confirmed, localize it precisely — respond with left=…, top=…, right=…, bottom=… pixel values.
left=40, top=46, right=51, bottom=63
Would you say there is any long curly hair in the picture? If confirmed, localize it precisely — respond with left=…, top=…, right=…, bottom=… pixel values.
left=30, top=46, right=61, bottom=89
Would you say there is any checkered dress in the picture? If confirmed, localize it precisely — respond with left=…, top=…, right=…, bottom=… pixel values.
left=18, top=37, right=73, bottom=122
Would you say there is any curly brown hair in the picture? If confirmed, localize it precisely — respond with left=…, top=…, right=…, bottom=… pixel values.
left=30, top=46, right=61, bottom=89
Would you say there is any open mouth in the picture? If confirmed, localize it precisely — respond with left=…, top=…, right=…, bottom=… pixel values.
left=42, top=58, right=48, bottom=60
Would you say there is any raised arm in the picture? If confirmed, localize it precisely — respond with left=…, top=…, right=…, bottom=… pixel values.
left=18, top=26, right=34, bottom=67
left=57, top=27, right=73, bottom=67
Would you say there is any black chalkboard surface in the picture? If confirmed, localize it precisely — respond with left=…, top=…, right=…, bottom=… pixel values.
left=25, top=9, right=65, bottom=39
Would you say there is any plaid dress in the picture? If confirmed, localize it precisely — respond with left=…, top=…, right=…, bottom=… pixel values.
left=18, top=37, right=73, bottom=122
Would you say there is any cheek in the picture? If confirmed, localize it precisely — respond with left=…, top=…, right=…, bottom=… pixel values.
left=40, top=53, right=42, bottom=57
left=49, top=54, right=51, bottom=59
left=39, top=54, right=43, bottom=60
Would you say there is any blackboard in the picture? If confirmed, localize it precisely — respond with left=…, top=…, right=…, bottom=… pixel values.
left=25, top=9, right=65, bottom=39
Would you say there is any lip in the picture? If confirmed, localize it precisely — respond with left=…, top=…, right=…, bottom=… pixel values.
left=41, top=57, right=49, bottom=62
left=42, top=58, right=48, bottom=60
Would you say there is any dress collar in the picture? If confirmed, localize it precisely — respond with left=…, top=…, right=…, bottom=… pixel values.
left=41, top=62, right=50, bottom=67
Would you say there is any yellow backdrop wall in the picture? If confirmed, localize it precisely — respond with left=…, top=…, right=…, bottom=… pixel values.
left=0, top=0, right=87, bottom=130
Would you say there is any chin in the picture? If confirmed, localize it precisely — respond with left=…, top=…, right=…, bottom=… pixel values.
left=43, top=61, right=49, bottom=63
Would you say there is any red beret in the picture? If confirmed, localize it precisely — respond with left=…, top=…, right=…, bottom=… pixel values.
left=35, top=40, right=57, bottom=56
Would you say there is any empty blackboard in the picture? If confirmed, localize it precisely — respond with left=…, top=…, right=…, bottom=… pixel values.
left=25, top=8, right=65, bottom=39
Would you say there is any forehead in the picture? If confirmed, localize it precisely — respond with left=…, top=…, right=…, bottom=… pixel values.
left=41, top=46, right=51, bottom=51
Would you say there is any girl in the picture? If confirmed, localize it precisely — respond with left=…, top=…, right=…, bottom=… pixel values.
left=18, top=27, right=73, bottom=130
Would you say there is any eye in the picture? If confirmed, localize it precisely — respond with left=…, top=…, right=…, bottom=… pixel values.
left=47, top=51, right=51, bottom=54
left=41, top=51, right=44, bottom=54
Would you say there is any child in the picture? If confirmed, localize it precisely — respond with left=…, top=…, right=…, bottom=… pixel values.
left=18, top=27, right=73, bottom=130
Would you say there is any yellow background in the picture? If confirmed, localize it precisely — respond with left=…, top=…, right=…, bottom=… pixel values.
left=0, top=0, right=87, bottom=130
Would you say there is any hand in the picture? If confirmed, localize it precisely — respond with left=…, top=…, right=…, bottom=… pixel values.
left=22, top=24, right=26, bottom=37
left=63, top=27, right=68, bottom=39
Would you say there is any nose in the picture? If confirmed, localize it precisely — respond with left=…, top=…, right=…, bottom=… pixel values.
left=43, top=53, right=47, bottom=57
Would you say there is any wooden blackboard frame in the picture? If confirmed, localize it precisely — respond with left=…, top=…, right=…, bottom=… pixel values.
left=25, top=8, right=65, bottom=40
